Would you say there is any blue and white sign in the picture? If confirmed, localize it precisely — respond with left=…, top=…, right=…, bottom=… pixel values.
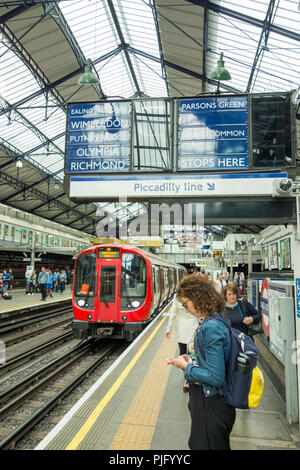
left=65, top=101, right=131, bottom=173
left=296, top=278, right=300, bottom=318
left=69, top=172, right=287, bottom=199
left=178, top=96, right=248, bottom=171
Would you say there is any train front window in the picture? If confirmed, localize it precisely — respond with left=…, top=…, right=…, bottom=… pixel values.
left=100, top=266, right=116, bottom=303
left=121, top=253, right=146, bottom=310
left=74, top=252, right=96, bottom=309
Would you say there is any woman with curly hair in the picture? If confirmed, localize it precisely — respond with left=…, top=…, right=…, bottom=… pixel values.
left=166, top=273, right=236, bottom=450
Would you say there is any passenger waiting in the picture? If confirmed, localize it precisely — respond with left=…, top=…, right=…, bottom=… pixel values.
left=166, top=295, right=200, bottom=392
left=167, top=274, right=236, bottom=450
left=221, top=283, right=261, bottom=335
left=38, top=267, right=49, bottom=301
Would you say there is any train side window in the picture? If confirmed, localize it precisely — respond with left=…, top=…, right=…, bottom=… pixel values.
left=121, top=253, right=147, bottom=310
left=74, top=252, right=96, bottom=309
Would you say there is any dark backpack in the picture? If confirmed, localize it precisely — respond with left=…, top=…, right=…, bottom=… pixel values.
left=2, top=294, right=12, bottom=300
left=197, top=315, right=258, bottom=409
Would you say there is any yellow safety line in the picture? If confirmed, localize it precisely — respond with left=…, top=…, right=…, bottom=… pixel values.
left=109, top=335, right=177, bottom=449
left=65, top=315, right=168, bottom=450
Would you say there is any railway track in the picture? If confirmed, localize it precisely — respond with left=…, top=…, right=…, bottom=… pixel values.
left=0, top=303, right=73, bottom=347
left=0, top=337, right=124, bottom=449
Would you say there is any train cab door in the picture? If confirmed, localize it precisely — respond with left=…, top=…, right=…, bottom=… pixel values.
left=97, top=248, right=120, bottom=322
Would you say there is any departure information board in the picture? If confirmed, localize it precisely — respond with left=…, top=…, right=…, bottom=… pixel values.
left=65, top=101, right=131, bottom=173
left=178, top=96, right=248, bottom=171
left=98, top=247, right=120, bottom=258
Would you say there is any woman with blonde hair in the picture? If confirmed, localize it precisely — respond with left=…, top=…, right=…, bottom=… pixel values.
left=166, top=294, right=200, bottom=392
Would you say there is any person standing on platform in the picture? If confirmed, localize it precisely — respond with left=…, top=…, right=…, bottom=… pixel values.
left=2, top=270, right=10, bottom=295
left=167, top=274, right=236, bottom=450
left=32, top=270, right=37, bottom=293
left=46, top=270, right=54, bottom=298
left=221, top=283, right=261, bottom=335
left=38, top=267, right=49, bottom=301
left=59, top=270, right=67, bottom=294
left=25, top=268, right=33, bottom=295
left=166, top=295, right=200, bottom=392
left=8, top=268, right=13, bottom=291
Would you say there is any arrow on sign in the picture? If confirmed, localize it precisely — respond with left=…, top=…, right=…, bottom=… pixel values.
left=207, top=183, right=215, bottom=191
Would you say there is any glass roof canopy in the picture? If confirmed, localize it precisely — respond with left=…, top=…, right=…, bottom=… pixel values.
left=0, top=0, right=299, bottom=229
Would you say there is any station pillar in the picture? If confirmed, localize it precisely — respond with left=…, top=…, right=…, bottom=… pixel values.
left=293, top=219, right=300, bottom=428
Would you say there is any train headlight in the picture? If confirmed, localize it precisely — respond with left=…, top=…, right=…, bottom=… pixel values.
left=78, top=299, right=86, bottom=307
left=131, top=300, right=140, bottom=308
left=122, top=315, right=127, bottom=321
left=87, top=314, right=93, bottom=320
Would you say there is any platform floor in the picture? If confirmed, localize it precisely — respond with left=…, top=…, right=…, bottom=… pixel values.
left=0, top=287, right=72, bottom=313
left=35, top=308, right=300, bottom=451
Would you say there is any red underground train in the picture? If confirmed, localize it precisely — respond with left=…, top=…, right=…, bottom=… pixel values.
left=72, top=244, right=185, bottom=341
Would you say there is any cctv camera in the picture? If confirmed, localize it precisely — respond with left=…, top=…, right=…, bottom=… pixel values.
left=272, top=178, right=293, bottom=197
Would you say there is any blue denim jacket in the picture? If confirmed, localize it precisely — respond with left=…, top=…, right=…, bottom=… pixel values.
left=185, top=313, right=231, bottom=397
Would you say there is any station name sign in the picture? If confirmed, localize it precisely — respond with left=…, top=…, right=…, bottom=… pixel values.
left=65, top=101, right=131, bottom=173
left=178, top=96, right=248, bottom=171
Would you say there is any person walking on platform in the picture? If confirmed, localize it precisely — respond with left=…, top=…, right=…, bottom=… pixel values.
left=38, top=267, right=49, bottom=301
left=167, top=274, right=236, bottom=450
left=221, top=283, right=261, bottom=335
left=166, top=295, right=200, bottom=392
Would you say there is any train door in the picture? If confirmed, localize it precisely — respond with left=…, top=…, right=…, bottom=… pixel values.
left=159, top=266, right=165, bottom=309
left=97, top=247, right=120, bottom=322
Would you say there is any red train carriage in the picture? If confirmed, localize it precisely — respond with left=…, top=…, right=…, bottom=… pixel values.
left=72, top=244, right=185, bottom=341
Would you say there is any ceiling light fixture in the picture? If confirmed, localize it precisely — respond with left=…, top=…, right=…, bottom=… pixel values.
left=209, top=52, right=231, bottom=93
left=16, top=158, right=23, bottom=168
left=78, top=59, right=100, bottom=85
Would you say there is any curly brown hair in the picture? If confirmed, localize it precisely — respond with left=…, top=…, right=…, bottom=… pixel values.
left=221, top=283, right=240, bottom=301
left=177, top=273, right=225, bottom=316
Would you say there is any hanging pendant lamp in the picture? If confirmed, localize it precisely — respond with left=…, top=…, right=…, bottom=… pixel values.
left=78, top=59, right=99, bottom=85
left=209, top=52, right=231, bottom=81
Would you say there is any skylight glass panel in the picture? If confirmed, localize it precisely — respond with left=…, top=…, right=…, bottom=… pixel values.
left=60, top=0, right=167, bottom=98
left=211, top=0, right=268, bottom=20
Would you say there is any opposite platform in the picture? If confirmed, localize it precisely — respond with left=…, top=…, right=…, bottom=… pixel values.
left=0, top=287, right=72, bottom=313
left=35, top=307, right=300, bottom=451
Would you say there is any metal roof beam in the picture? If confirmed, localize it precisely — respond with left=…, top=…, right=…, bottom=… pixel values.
left=0, top=46, right=123, bottom=119
left=0, top=5, right=31, bottom=23
left=246, top=0, right=276, bottom=93
left=128, top=46, right=240, bottom=93
left=0, top=168, right=63, bottom=203
left=107, top=0, right=141, bottom=95
left=51, top=2, right=105, bottom=99
left=202, top=0, right=209, bottom=93
left=185, top=0, right=300, bottom=42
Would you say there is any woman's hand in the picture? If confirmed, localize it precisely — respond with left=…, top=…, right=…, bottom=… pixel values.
left=166, top=355, right=189, bottom=370
left=243, top=316, right=253, bottom=325
left=165, top=332, right=171, bottom=339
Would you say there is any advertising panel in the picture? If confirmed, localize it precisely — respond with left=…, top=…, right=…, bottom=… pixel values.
left=65, top=101, right=131, bottom=173
left=178, top=96, right=248, bottom=171
left=279, top=237, right=291, bottom=269
left=269, top=242, right=278, bottom=269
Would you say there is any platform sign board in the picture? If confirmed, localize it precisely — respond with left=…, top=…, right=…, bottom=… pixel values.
left=178, top=96, right=248, bottom=171
left=65, top=101, right=131, bottom=173
left=69, top=172, right=287, bottom=199
left=296, top=278, right=300, bottom=318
